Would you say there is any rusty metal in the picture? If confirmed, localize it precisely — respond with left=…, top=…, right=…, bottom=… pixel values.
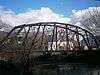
left=0, top=22, right=99, bottom=62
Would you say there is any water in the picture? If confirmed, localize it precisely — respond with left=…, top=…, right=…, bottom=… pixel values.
left=1, top=60, right=100, bottom=75
left=31, top=63, right=100, bottom=75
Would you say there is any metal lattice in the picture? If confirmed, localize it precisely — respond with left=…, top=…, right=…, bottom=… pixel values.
left=0, top=22, right=99, bottom=62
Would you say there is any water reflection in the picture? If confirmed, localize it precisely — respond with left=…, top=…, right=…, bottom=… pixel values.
left=31, top=63, right=100, bottom=75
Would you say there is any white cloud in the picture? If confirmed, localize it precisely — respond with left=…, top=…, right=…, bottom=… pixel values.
left=72, top=9, right=77, bottom=13
left=16, top=7, right=71, bottom=25
left=0, top=6, right=70, bottom=28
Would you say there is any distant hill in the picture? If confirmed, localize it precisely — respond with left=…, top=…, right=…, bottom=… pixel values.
left=0, top=31, right=8, bottom=41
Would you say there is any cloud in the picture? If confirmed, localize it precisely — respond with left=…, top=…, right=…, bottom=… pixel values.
left=0, top=6, right=70, bottom=29
left=16, top=7, right=71, bottom=25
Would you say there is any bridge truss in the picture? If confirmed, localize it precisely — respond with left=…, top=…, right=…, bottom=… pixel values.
left=0, top=22, right=99, bottom=62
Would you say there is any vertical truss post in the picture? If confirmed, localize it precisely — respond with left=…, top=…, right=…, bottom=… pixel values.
left=76, top=28, right=81, bottom=50
left=50, top=24, right=56, bottom=54
left=40, top=25, right=45, bottom=50
left=56, top=26, right=58, bottom=51
left=66, top=25, right=69, bottom=51
left=91, top=34, right=100, bottom=50
left=82, top=35, right=89, bottom=50
left=85, top=31, right=91, bottom=50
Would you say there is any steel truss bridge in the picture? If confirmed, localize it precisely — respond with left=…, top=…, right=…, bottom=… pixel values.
left=0, top=22, right=99, bottom=62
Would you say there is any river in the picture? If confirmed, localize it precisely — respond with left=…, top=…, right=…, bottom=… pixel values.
left=31, top=63, right=100, bottom=75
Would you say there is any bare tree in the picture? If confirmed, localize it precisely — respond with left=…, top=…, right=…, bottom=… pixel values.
left=80, top=7, right=100, bottom=36
left=0, top=15, right=13, bottom=31
left=71, top=7, right=100, bottom=36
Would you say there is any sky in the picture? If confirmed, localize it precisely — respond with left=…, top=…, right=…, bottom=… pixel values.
left=0, top=0, right=99, bottom=17
left=0, top=0, right=100, bottom=32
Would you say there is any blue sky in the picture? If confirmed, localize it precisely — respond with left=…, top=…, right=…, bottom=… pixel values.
left=0, top=0, right=99, bottom=17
